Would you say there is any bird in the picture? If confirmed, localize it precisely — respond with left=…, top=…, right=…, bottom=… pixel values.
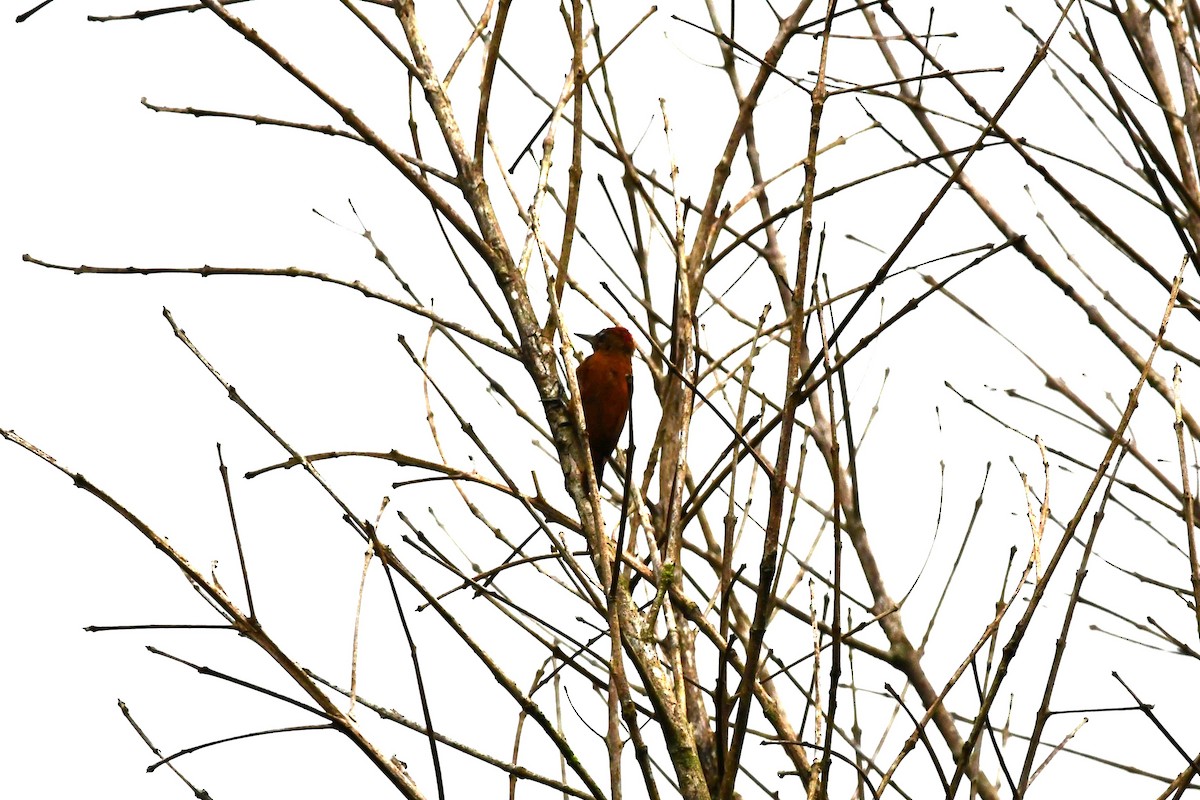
left=576, top=326, right=635, bottom=485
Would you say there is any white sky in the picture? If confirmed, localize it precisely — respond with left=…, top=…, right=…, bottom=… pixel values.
left=4, top=2, right=1198, bottom=798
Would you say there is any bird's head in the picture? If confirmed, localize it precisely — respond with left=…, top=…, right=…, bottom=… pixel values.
left=579, top=326, right=635, bottom=356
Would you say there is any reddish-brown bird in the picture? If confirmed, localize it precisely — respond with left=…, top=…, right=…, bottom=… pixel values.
left=576, top=326, right=635, bottom=484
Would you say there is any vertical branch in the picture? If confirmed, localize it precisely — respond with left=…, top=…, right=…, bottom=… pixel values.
left=1015, top=450, right=1127, bottom=794
left=475, top=0, right=512, bottom=166
left=716, top=308, right=769, bottom=787
left=1174, top=365, right=1200, bottom=638
left=552, top=0, right=587, bottom=308
left=718, top=3, right=836, bottom=798
left=373, top=532, right=448, bottom=800
left=806, top=580, right=825, bottom=800
left=1166, top=0, right=1200, bottom=168
left=658, top=96, right=696, bottom=576
left=348, top=548, right=373, bottom=719
left=606, top=623, right=625, bottom=800
left=215, top=442, right=255, bottom=622
left=813, top=274, right=843, bottom=799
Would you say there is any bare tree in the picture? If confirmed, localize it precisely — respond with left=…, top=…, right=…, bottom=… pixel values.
left=7, top=1, right=1200, bottom=798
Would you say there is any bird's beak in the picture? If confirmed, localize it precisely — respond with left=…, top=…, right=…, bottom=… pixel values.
left=578, top=332, right=598, bottom=346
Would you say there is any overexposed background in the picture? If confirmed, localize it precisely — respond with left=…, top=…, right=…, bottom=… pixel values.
left=4, top=1, right=1197, bottom=797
